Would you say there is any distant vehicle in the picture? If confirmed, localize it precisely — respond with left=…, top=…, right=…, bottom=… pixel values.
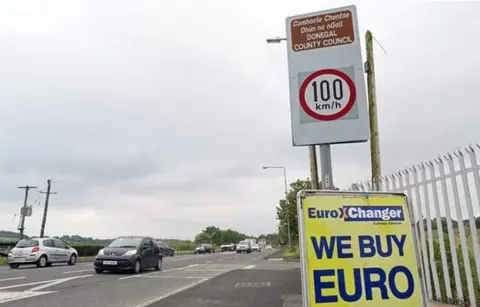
left=220, top=243, right=235, bottom=252
left=251, top=243, right=261, bottom=252
left=155, top=240, right=175, bottom=257
left=194, top=243, right=215, bottom=254
left=7, top=237, right=78, bottom=269
left=236, top=240, right=252, bottom=253
left=265, top=245, right=273, bottom=250
left=94, top=236, right=162, bottom=274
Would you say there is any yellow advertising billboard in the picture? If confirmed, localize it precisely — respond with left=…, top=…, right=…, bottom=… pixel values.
left=297, top=190, right=426, bottom=307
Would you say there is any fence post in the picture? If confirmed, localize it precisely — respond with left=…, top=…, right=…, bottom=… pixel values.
left=456, top=149, right=480, bottom=289
left=436, top=156, right=465, bottom=305
left=427, top=160, right=453, bottom=303
left=420, top=162, right=442, bottom=301
left=412, top=165, right=433, bottom=300
left=446, top=153, right=476, bottom=307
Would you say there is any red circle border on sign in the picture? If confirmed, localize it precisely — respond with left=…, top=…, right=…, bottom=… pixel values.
left=299, top=69, right=357, bottom=121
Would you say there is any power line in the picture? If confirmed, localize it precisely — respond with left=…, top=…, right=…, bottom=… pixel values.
left=38, top=179, right=57, bottom=238
left=17, top=185, right=37, bottom=240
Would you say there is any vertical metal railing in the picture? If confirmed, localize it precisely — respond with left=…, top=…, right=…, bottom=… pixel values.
left=354, top=145, right=480, bottom=306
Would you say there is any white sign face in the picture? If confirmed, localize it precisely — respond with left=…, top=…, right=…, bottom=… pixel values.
left=286, top=5, right=370, bottom=146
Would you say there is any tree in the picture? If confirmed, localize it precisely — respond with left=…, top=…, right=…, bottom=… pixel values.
left=275, top=178, right=342, bottom=246
left=258, top=233, right=279, bottom=246
left=194, top=226, right=249, bottom=246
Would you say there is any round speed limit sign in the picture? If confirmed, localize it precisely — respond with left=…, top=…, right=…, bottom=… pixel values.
left=299, top=69, right=357, bottom=121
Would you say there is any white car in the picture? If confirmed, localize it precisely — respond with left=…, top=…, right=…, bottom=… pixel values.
left=252, top=244, right=261, bottom=252
left=8, top=237, right=78, bottom=269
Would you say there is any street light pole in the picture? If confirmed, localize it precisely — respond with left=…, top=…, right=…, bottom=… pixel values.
left=263, top=166, right=292, bottom=250
left=266, top=37, right=320, bottom=190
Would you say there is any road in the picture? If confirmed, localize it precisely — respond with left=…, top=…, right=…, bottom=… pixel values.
left=0, top=251, right=455, bottom=307
left=0, top=250, right=297, bottom=306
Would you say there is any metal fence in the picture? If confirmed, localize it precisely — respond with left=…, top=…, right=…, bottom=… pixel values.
left=353, top=145, right=480, bottom=307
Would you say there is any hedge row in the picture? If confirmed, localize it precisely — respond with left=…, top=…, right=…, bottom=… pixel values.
left=71, top=244, right=104, bottom=257
left=70, top=243, right=197, bottom=257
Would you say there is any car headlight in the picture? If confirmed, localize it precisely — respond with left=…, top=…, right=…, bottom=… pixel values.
left=97, top=249, right=104, bottom=255
left=122, top=250, right=137, bottom=256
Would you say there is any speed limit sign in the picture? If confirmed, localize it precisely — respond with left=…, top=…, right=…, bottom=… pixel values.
left=299, top=69, right=356, bottom=121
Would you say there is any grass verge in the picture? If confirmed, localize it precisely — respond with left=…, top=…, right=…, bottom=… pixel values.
left=282, top=246, right=300, bottom=262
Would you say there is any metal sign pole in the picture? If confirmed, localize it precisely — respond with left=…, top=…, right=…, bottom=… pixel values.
left=319, top=144, right=333, bottom=190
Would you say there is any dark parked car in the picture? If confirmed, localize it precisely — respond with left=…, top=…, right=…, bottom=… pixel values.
left=93, top=236, right=163, bottom=274
left=155, top=240, right=175, bottom=257
left=194, top=243, right=215, bottom=254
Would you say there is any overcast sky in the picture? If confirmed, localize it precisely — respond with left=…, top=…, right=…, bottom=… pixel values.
left=0, top=0, right=478, bottom=240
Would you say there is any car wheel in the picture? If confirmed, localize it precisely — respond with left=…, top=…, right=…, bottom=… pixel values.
left=37, top=255, right=47, bottom=268
left=46, top=262, right=53, bottom=267
left=95, top=268, right=103, bottom=274
left=9, top=264, right=19, bottom=269
left=68, top=254, right=77, bottom=265
left=155, top=257, right=163, bottom=271
left=132, top=259, right=141, bottom=274
left=171, top=251, right=174, bottom=257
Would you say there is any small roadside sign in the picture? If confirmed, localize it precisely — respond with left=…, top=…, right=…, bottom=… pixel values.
left=296, top=190, right=427, bottom=307
left=286, top=6, right=370, bottom=146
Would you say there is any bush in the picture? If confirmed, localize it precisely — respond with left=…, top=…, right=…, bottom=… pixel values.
left=71, top=244, right=104, bottom=257
left=427, top=232, right=480, bottom=306
left=168, top=241, right=196, bottom=251
left=283, top=245, right=300, bottom=260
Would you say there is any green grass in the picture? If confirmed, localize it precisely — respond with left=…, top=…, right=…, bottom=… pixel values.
left=283, top=246, right=300, bottom=261
left=0, top=257, right=6, bottom=265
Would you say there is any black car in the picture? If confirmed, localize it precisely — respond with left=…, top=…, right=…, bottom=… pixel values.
left=155, top=240, right=175, bottom=257
left=194, top=243, right=215, bottom=254
left=93, top=236, right=163, bottom=274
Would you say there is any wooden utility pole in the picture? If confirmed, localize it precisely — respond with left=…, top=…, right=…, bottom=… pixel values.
left=365, top=30, right=382, bottom=191
left=309, top=146, right=319, bottom=189
left=39, top=179, right=57, bottom=238
left=17, top=185, right=37, bottom=240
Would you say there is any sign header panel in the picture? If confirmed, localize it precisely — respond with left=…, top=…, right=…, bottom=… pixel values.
left=286, top=6, right=370, bottom=146
left=297, top=191, right=426, bottom=307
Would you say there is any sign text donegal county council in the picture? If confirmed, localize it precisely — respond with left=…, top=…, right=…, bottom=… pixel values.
left=290, top=10, right=354, bottom=52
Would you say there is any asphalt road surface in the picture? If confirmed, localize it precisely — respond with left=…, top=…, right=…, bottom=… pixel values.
left=0, top=250, right=298, bottom=307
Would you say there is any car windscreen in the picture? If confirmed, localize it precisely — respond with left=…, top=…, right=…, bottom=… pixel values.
left=238, top=241, right=248, bottom=245
left=16, top=240, right=39, bottom=248
left=107, top=238, right=142, bottom=248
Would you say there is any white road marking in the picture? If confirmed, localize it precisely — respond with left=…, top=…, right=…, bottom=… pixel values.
left=63, top=269, right=93, bottom=274
left=0, top=274, right=93, bottom=291
left=0, top=277, right=26, bottom=282
left=28, top=274, right=93, bottom=291
left=0, top=291, right=55, bottom=304
left=243, top=265, right=255, bottom=270
left=118, top=264, right=197, bottom=280
left=0, top=280, right=56, bottom=291
left=137, top=275, right=203, bottom=279
left=131, top=277, right=210, bottom=307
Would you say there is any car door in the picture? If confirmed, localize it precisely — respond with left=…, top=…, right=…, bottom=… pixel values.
left=42, top=239, right=57, bottom=262
left=53, top=239, right=69, bottom=262
left=151, top=239, right=160, bottom=261
left=140, top=239, right=153, bottom=267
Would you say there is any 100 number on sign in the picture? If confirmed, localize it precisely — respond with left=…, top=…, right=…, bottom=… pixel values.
left=299, top=69, right=356, bottom=121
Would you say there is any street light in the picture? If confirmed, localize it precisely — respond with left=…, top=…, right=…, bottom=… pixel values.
left=262, top=165, right=292, bottom=250
left=265, top=37, right=320, bottom=190
left=265, top=37, right=287, bottom=44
